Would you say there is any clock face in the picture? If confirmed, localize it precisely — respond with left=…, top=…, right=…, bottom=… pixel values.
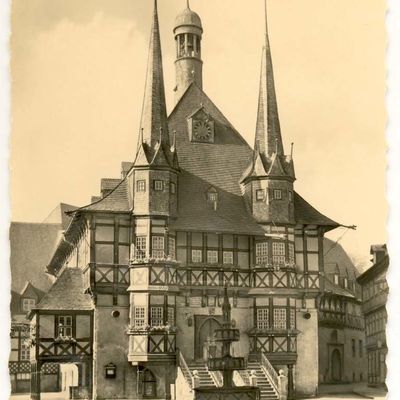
left=193, top=119, right=213, bottom=141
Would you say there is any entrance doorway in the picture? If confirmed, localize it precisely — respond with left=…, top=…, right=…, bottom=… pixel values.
left=331, top=349, right=342, bottom=382
left=195, top=316, right=222, bottom=360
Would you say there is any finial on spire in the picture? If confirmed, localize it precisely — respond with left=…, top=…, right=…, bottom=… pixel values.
left=187, top=0, right=190, bottom=9
left=291, top=142, right=294, bottom=157
left=140, top=128, right=144, bottom=144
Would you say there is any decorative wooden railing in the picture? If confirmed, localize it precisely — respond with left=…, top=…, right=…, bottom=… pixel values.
left=128, top=331, right=176, bottom=359
left=261, top=352, right=279, bottom=394
left=178, top=350, right=193, bottom=391
left=36, top=339, right=92, bottom=359
left=83, top=263, right=130, bottom=290
left=130, top=263, right=320, bottom=290
left=250, top=334, right=297, bottom=354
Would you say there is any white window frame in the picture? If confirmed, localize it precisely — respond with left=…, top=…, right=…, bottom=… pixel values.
left=151, top=236, right=165, bottom=259
left=207, top=250, right=218, bottom=264
left=255, top=242, right=269, bottom=265
left=135, top=236, right=147, bottom=259
left=168, top=237, right=176, bottom=259
left=57, top=315, right=73, bottom=337
left=191, top=249, right=202, bottom=263
left=150, top=306, right=164, bottom=326
left=256, top=189, right=264, bottom=201
left=223, top=251, right=233, bottom=265
left=136, top=180, right=146, bottom=192
left=22, top=298, right=36, bottom=312
left=257, top=308, right=269, bottom=329
left=272, top=242, right=285, bottom=265
left=133, top=306, right=146, bottom=328
left=154, top=180, right=164, bottom=191
left=273, top=308, right=287, bottom=330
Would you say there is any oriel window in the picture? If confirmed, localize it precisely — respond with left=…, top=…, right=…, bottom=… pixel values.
left=151, top=236, right=165, bottom=259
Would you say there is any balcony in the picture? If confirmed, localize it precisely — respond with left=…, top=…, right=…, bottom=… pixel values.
left=127, top=329, right=176, bottom=363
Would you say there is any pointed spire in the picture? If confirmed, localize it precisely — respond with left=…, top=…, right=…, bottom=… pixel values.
left=138, top=0, right=170, bottom=152
left=254, top=0, right=283, bottom=157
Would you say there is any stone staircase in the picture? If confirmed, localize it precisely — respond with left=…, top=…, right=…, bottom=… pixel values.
left=247, top=361, right=279, bottom=400
left=187, top=361, right=217, bottom=387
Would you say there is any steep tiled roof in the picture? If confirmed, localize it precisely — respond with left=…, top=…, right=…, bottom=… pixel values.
left=324, top=278, right=355, bottom=299
left=168, top=84, right=264, bottom=235
left=76, top=177, right=131, bottom=213
left=10, top=222, right=61, bottom=292
left=294, top=192, right=339, bottom=228
left=101, top=178, right=121, bottom=192
left=324, top=238, right=360, bottom=278
left=35, top=268, right=94, bottom=311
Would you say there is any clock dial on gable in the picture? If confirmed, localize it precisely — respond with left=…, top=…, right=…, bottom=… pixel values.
left=188, top=106, right=215, bottom=143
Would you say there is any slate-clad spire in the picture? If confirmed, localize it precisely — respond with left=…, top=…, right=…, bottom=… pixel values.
left=139, top=0, right=169, bottom=150
left=255, top=0, right=283, bottom=157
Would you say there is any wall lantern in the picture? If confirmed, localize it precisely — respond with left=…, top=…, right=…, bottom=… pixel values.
left=105, top=363, right=117, bottom=379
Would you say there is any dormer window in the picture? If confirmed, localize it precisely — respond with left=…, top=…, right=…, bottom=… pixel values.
left=22, top=298, right=36, bottom=312
left=206, top=187, right=218, bottom=210
left=344, top=277, right=349, bottom=289
left=273, top=189, right=282, bottom=200
left=334, top=274, right=340, bottom=285
left=256, top=189, right=264, bottom=201
left=208, top=192, right=217, bottom=202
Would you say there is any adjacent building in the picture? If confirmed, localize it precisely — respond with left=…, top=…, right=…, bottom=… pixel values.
left=26, top=2, right=364, bottom=400
left=357, top=245, right=388, bottom=387
left=318, top=239, right=366, bottom=384
left=9, top=204, right=75, bottom=394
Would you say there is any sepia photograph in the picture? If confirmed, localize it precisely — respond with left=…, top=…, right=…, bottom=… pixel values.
left=5, top=0, right=393, bottom=399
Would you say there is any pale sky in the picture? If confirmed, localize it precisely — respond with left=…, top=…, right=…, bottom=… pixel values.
left=10, top=0, right=387, bottom=269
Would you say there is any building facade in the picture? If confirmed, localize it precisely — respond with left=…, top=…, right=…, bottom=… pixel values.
left=28, top=2, right=360, bottom=399
left=357, top=245, right=388, bottom=387
left=318, top=240, right=367, bottom=384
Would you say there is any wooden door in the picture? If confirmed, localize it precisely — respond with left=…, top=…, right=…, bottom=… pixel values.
left=195, top=317, right=221, bottom=360
left=331, top=349, right=342, bottom=382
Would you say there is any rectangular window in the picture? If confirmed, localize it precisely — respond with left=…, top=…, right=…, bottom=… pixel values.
left=273, top=189, right=282, bottom=200
left=273, top=308, right=287, bottom=330
left=20, top=344, right=30, bottom=361
left=150, top=306, right=164, bottom=326
left=152, top=236, right=165, bottom=258
left=95, top=243, right=114, bottom=263
left=168, top=237, right=176, bottom=259
left=272, top=242, right=285, bottom=265
left=134, top=306, right=146, bottom=328
left=288, top=243, right=295, bottom=264
left=167, top=307, right=175, bottom=326
left=256, top=189, right=264, bottom=201
left=22, top=298, right=36, bottom=312
left=288, top=190, right=293, bottom=202
left=208, top=192, right=218, bottom=202
left=16, top=373, right=30, bottom=380
left=223, top=251, right=233, bottom=265
left=57, top=316, right=73, bottom=337
left=192, top=249, right=202, bottom=263
left=137, top=180, right=146, bottom=192
left=170, top=182, right=176, bottom=194
left=290, top=309, right=296, bottom=329
left=154, top=180, right=164, bottom=191
left=334, top=274, right=340, bottom=285
left=359, top=340, right=363, bottom=357
left=135, top=236, right=147, bottom=259
left=255, top=242, right=269, bottom=265
left=207, top=250, right=218, bottom=264
left=257, top=308, right=269, bottom=329
left=352, top=339, right=356, bottom=357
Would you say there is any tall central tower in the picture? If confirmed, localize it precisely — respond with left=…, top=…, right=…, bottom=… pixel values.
left=173, top=1, right=203, bottom=103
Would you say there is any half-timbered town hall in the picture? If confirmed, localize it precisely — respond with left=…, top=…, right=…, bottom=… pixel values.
left=28, top=1, right=363, bottom=399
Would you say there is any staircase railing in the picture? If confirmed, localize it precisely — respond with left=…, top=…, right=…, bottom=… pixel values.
left=260, top=352, right=279, bottom=394
left=179, top=350, right=193, bottom=390
left=206, top=352, right=223, bottom=387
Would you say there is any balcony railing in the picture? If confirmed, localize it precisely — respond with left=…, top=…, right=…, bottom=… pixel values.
left=128, top=331, right=176, bottom=360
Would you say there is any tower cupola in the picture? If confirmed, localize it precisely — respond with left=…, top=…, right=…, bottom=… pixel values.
left=173, top=1, right=203, bottom=103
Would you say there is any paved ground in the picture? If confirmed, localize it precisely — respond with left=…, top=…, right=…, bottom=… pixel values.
left=10, top=386, right=388, bottom=400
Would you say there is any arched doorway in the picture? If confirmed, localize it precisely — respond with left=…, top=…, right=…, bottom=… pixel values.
left=195, top=317, right=221, bottom=360
left=331, top=349, right=342, bottom=382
